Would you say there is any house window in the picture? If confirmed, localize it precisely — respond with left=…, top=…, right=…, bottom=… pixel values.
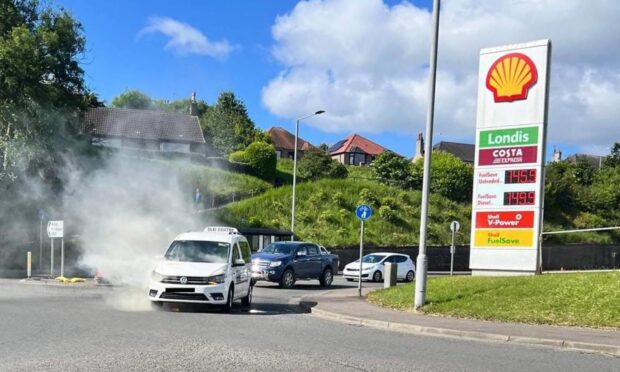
left=276, top=150, right=281, bottom=159
left=348, top=153, right=355, bottom=165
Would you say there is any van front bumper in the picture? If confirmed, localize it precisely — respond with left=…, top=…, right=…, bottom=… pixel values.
left=148, top=281, right=228, bottom=304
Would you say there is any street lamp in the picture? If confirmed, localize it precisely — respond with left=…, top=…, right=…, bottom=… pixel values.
left=291, top=110, right=325, bottom=239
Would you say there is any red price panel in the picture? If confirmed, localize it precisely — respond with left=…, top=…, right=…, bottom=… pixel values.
left=503, top=191, right=536, bottom=206
left=504, top=169, right=536, bottom=184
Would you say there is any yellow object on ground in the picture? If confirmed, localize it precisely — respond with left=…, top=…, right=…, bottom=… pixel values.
left=55, top=276, right=68, bottom=282
left=69, top=277, right=85, bottom=283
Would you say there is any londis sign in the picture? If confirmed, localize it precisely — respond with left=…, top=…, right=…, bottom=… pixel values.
left=479, top=127, right=538, bottom=148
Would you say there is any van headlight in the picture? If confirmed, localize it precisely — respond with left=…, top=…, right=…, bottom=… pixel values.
left=206, top=274, right=226, bottom=285
left=269, top=261, right=282, bottom=268
left=151, top=271, right=164, bottom=282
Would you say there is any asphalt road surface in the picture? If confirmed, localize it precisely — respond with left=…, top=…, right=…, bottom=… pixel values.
left=0, top=278, right=616, bottom=371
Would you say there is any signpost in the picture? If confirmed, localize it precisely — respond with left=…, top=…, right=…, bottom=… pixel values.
left=355, top=205, right=372, bottom=297
left=470, top=40, right=551, bottom=275
left=449, top=221, right=460, bottom=276
left=47, top=220, right=64, bottom=277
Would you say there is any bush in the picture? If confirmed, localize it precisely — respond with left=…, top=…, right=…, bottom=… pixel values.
left=298, top=150, right=348, bottom=180
left=379, top=205, right=396, bottom=221
left=228, top=150, right=247, bottom=163
left=412, top=152, right=473, bottom=202
left=371, top=151, right=418, bottom=189
left=243, top=141, right=277, bottom=182
left=358, top=188, right=379, bottom=208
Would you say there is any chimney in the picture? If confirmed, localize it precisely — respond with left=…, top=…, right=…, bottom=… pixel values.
left=189, top=92, right=198, bottom=116
left=413, top=132, right=425, bottom=161
left=552, top=147, right=562, bottom=162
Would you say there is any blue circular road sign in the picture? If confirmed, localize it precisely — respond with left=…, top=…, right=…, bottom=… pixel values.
left=355, top=205, right=372, bottom=221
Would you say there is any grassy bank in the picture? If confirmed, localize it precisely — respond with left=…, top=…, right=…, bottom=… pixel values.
left=207, top=178, right=471, bottom=247
left=367, top=272, right=620, bottom=329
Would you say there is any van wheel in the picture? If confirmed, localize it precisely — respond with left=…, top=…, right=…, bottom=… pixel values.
left=223, top=285, right=234, bottom=312
left=319, top=268, right=333, bottom=287
left=241, top=285, right=253, bottom=306
left=279, top=269, right=295, bottom=289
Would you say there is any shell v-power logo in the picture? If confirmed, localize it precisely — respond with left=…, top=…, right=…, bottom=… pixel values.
left=486, top=53, right=538, bottom=102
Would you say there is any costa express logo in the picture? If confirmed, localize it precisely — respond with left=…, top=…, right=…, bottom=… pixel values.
left=486, top=52, right=538, bottom=102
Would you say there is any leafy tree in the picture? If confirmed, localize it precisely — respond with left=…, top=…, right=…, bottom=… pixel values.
left=371, top=151, right=417, bottom=189
left=111, top=90, right=152, bottom=109
left=0, top=0, right=91, bottom=183
left=243, top=141, right=277, bottom=182
left=411, top=152, right=473, bottom=202
left=544, top=161, right=578, bottom=213
left=573, top=156, right=596, bottom=186
left=297, top=150, right=348, bottom=181
left=201, top=92, right=265, bottom=155
left=603, top=142, right=620, bottom=168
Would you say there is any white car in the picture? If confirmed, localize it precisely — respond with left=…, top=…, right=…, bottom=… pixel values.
left=343, top=253, right=415, bottom=282
left=149, top=227, right=253, bottom=311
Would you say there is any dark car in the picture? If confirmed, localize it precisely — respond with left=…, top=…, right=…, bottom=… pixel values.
left=251, top=241, right=339, bottom=289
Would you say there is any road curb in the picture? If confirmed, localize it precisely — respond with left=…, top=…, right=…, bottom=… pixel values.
left=303, top=304, right=620, bottom=357
left=19, top=278, right=106, bottom=288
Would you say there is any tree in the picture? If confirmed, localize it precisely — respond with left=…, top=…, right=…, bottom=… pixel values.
left=411, top=152, right=473, bottom=202
left=1, top=0, right=92, bottom=183
left=603, top=142, right=620, bottom=168
left=201, top=92, right=265, bottom=155
left=371, top=151, right=417, bottom=189
left=573, top=156, right=596, bottom=186
left=242, top=141, right=277, bottom=182
left=297, top=150, right=348, bottom=181
left=111, top=90, right=152, bottom=110
left=544, top=161, right=578, bottom=214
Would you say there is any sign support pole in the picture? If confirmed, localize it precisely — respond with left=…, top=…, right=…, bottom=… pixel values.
left=358, top=220, right=364, bottom=297
left=50, top=238, right=54, bottom=277
left=450, top=231, right=456, bottom=276
left=60, top=238, right=65, bottom=277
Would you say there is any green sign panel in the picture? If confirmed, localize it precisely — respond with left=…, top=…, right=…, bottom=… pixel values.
left=479, top=126, right=539, bottom=148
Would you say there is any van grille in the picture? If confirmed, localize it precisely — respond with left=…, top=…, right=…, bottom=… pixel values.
left=161, top=276, right=211, bottom=285
left=160, top=292, right=208, bottom=301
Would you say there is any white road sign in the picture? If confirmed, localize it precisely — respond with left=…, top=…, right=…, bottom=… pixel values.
left=47, top=220, right=64, bottom=238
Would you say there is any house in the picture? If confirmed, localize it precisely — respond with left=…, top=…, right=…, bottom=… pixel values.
left=413, top=132, right=475, bottom=164
left=329, top=134, right=386, bottom=166
left=267, top=126, right=313, bottom=159
left=83, top=94, right=206, bottom=154
left=565, top=153, right=607, bottom=169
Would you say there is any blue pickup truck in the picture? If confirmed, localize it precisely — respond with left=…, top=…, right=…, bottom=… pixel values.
left=251, top=241, right=339, bottom=289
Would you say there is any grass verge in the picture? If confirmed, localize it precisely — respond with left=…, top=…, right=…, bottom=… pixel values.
left=367, top=272, right=620, bottom=329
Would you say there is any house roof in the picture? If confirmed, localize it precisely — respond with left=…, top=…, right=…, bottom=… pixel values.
left=328, top=134, right=386, bottom=155
left=267, top=127, right=312, bottom=151
left=432, top=141, right=475, bottom=163
left=566, top=154, right=606, bottom=169
left=83, top=107, right=205, bottom=144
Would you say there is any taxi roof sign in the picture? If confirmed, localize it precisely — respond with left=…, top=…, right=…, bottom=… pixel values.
left=203, top=227, right=240, bottom=234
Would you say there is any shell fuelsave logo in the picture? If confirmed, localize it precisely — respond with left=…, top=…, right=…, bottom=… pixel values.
left=486, top=53, right=538, bottom=102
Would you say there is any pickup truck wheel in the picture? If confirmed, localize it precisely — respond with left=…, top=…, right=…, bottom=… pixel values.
left=319, top=268, right=333, bottom=287
left=372, top=271, right=382, bottom=282
left=279, top=269, right=296, bottom=289
left=241, top=285, right=252, bottom=306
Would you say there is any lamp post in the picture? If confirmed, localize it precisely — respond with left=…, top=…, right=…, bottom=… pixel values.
left=415, top=0, right=440, bottom=309
left=291, top=110, right=325, bottom=239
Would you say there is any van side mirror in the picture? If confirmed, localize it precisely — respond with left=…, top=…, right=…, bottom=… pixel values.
left=233, top=259, right=246, bottom=267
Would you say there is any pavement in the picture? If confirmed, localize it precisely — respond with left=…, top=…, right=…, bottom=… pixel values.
left=301, top=287, right=620, bottom=357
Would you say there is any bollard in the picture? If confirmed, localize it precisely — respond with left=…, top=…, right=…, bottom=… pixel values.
left=384, top=262, right=397, bottom=288
left=27, top=251, right=32, bottom=278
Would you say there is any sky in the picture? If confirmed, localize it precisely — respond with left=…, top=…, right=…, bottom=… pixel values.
left=55, top=0, right=620, bottom=158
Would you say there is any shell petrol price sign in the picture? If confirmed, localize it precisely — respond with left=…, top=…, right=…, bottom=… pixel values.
left=470, top=40, right=551, bottom=275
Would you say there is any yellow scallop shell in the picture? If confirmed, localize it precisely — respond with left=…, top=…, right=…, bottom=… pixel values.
left=486, top=53, right=538, bottom=102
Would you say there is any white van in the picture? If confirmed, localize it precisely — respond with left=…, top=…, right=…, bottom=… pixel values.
left=148, top=227, right=253, bottom=311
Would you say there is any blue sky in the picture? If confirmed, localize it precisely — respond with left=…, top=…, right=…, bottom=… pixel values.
left=55, top=0, right=619, bottom=159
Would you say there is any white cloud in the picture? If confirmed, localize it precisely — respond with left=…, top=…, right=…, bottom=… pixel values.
left=140, top=17, right=233, bottom=59
left=262, top=0, right=620, bottom=154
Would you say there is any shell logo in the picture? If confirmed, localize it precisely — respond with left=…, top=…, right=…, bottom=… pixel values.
left=486, top=53, right=538, bottom=102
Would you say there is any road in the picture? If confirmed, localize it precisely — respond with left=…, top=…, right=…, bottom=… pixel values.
left=0, top=278, right=616, bottom=371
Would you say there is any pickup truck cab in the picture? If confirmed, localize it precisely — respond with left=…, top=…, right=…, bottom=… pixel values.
left=251, top=241, right=339, bottom=289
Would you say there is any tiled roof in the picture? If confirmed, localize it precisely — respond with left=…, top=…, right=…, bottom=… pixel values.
left=433, top=141, right=475, bottom=163
left=328, top=134, right=386, bottom=155
left=267, top=127, right=312, bottom=151
left=83, top=107, right=205, bottom=144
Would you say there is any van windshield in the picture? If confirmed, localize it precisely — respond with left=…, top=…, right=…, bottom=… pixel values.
left=164, top=240, right=229, bottom=263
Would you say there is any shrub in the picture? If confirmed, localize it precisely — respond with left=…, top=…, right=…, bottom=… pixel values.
left=228, top=150, right=247, bottom=163
left=379, top=205, right=396, bottom=222
left=371, top=151, right=417, bottom=189
left=298, top=150, right=348, bottom=180
left=243, top=141, right=277, bottom=182
left=358, top=188, right=379, bottom=208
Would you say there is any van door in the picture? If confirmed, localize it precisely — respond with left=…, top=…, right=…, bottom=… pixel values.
left=231, top=243, right=249, bottom=298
